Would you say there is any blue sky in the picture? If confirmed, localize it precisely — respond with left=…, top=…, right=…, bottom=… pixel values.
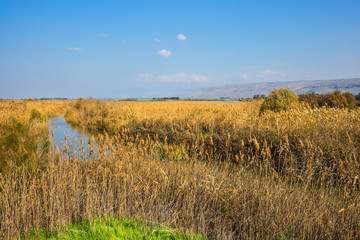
left=0, top=0, right=359, bottom=98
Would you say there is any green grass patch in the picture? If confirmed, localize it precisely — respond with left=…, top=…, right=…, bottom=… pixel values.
left=25, top=217, right=207, bottom=240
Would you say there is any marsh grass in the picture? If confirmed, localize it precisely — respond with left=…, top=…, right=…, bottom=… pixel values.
left=0, top=99, right=359, bottom=239
left=0, top=100, right=70, bottom=174
left=65, top=99, right=360, bottom=186
left=1, top=134, right=359, bottom=239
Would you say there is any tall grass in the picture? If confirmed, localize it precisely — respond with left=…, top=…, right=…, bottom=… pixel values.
left=0, top=99, right=359, bottom=239
left=1, top=135, right=359, bottom=239
left=0, top=100, right=70, bottom=174
left=65, top=99, right=360, bottom=186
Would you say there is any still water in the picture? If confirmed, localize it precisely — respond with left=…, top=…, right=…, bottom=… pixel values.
left=49, top=117, right=92, bottom=154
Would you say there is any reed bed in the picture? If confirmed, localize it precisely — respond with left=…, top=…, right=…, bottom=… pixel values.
left=1, top=135, right=359, bottom=239
left=0, top=100, right=70, bottom=174
left=65, top=99, right=360, bottom=186
left=0, top=99, right=359, bottom=239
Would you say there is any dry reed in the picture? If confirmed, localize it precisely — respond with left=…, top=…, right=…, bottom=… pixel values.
left=0, top=99, right=359, bottom=239
left=1, top=135, right=359, bottom=239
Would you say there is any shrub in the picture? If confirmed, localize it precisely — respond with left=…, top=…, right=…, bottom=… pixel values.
left=259, top=88, right=298, bottom=114
left=0, top=118, right=49, bottom=174
left=30, top=109, right=46, bottom=122
left=299, top=91, right=320, bottom=108
left=75, top=97, right=84, bottom=110
left=299, top=90, right=358, bottom=109
left=325, top=90, right=348, bottom=108
left=343, top=92, right=355, bottom=105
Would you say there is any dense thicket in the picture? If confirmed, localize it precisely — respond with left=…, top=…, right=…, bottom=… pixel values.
left=299, top=90, right=359, bottom=109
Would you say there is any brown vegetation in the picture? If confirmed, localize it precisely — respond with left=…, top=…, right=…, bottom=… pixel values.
left=65, top=98, right=360, bottom=186
left=299, top=90, right=359, bottom=109
left=0, top=99, right=359, bottom=239
left=0, top=100, right=70, bottom=174
left=1, top=134, right=359, bottom=239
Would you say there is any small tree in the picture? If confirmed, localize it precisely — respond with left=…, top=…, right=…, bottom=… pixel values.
left=342, top=92, right=358, bottom=109
left=260, top=88, right=299, bottom=114
left=253, top=94, right=260, bottom=99
left=343, top=92, right=355, bottom=105
left=299, top=91, right=319, bottom=108
left=325, top=90, right=348, bottom=108
left=355, top=93, right=360, bottom=101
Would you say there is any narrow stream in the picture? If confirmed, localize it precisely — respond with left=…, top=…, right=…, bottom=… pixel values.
left=49, top=117, right=92, bottom=154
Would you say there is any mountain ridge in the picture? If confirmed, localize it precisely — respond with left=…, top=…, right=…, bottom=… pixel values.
left=187, top=78, right=360, bottom=98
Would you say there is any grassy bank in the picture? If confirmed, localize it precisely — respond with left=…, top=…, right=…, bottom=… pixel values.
left=26, top=217, right=205, bottom=240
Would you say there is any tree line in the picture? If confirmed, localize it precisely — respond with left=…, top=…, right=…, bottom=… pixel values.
left=259, top=89, right=360, bottom=114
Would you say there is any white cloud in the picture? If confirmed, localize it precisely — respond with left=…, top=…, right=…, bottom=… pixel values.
left=256, top=70, right=287, bottom=81
left=154, top=38, right=161, bottom=42
left=177, top=33, right=186, bottom=41
left=157, top=73, right=208, bottom=82
left=100, top=33, right=107, bottom=37
left=156, top=49, right=172, bottom=57
left=137, top=73, right=208, bottom=83
left=68, top=47, right=84, bottom=51
left=136, top=73, right=155, bottom=82
left=261, top=70, right=287, bottom=77
left=240, top=74, right=248, bottom=80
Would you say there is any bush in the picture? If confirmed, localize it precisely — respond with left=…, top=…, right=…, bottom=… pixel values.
left=75, top=97, right=85, bottom=110
left=343, top=92, right=355, bottom=105
left=30, top=109, right=46, bottom=122
left=299, top=91, right=319, bottom=108
left=325, top=90, right=348, bottom=108
left=259, top=88, right=298, bottom=114
left=299, top=90, right=358, bottom=109
left=0, top=118, right=49, bottom=174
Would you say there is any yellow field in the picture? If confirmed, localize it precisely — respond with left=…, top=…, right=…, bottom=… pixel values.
left=0, top=99, right=359, bottom=239
left=66, top=99, right=360, bottom=185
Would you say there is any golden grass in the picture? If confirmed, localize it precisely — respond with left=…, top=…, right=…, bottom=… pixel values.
left=0, top=100, right=71, bottom=174
left=0, top=99, right=359, bottom=239
left=0, top=100, right=70, bottom=121
left=66, top=99, right=360, bottom=186
left=1, top=135, right=359, bottom=239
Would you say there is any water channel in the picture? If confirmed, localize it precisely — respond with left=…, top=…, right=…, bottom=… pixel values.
left=49, top=117, right=92, bottom=154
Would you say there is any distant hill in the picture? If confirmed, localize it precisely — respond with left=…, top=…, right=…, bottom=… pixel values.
left=188, top=78, right=360, bottom=98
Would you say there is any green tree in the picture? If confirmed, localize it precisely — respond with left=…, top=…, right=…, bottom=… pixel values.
left=299, top=91, right=319, bottom=108
left=343, top=92, right=355, bottom=105
left=260, top=88, right=299, bottom=114
left=325, top=90, right=348, bottom=108
left=355, top=93, right=360, bottom=101
left=253, top=94, right=260, bottom=99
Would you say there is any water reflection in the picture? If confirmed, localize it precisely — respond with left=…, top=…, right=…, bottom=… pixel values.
left=49, top=117, right=92, bottom=154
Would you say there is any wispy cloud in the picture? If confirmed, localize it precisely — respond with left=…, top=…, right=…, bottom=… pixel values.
left=154, top=38, right=161, bottom=42
left=158, top=73, right=208, bottom=82
left=177, top=33, right=186, bottom=41
left=156, top=49, right=172, bottom=57
left=68, top=47, right=84, bottom=51
left=137, top=73, right=209, bottom=83
left=100, top=33, right=107, bottom=37
left=137, top=73, right=154, bottom=82
left=256, top=70, right=287, bottom=81
left=261, top=70, right=287, bottom=77
left=240, top=74, right=248, bottom=80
